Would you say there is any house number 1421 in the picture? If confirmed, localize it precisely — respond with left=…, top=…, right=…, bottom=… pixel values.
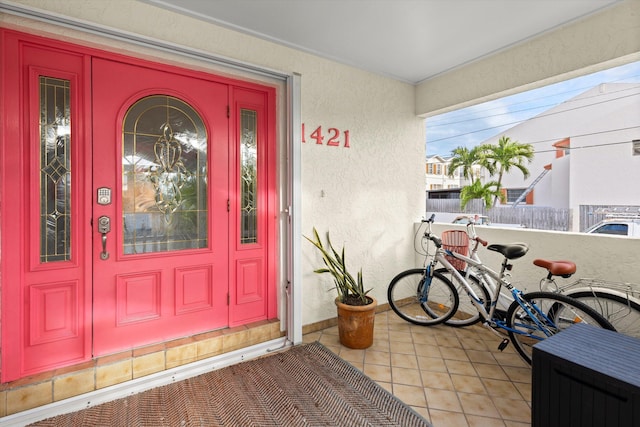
left=302, top=124, right=350, bottom=148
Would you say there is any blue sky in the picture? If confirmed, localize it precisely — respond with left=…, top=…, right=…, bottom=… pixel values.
left=425, top=60, right=640, bottom=157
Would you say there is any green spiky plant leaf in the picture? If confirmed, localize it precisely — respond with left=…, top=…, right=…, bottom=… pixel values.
left=305, top=228, right=372, bottom=305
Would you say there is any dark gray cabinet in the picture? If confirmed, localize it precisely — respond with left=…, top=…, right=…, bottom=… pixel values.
left=532, top=323, right=640, bottom=427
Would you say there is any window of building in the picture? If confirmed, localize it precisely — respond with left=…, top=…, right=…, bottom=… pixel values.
left=506, top=188, right=526, bottom=203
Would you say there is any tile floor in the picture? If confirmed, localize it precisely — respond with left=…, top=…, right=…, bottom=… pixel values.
left=303, top=310, right=532, bottom=427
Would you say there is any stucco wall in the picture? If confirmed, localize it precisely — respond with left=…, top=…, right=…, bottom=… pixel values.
left=1, top=0, right=425, bottom=326
left=416, top=0, right=640, bottom=116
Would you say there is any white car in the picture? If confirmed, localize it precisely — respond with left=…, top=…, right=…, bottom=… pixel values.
left=586, top=218, right=640, bottom=237
left=452, top=215, right=490, bottom=225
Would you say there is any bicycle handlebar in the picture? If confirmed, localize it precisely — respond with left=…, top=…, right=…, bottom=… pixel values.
left=422, top=214, right=435, bottom=223
left=474, top=236, right=488, bottom=247
left=421, top=214, right=442, bottom=247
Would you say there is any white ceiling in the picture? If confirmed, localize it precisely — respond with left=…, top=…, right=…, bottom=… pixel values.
left=145, top=0, right=619, bottom=84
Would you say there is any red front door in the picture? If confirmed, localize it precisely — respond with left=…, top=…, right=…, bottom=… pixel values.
left=2, top=31, right=277, bottom=381
left=91, top=59, right=230, bottom=355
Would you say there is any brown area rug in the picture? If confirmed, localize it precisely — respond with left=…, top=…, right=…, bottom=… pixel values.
left=32, top=342, right=431, bottom=426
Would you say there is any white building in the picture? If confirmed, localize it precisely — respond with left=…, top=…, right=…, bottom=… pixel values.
left=426, top=155, right=490, bottom=190
left=488, top=83, right=640, bottom=223
left=426, top=155, right=457, bottom=190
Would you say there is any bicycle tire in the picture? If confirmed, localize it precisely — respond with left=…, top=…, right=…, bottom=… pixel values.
left=387, top=268, right=459, bottom=326
left=506, top=291, right=615, bottom=364
left=565, top=290, right=640, bottom=339
left=435, top=268, right=491, bottom=327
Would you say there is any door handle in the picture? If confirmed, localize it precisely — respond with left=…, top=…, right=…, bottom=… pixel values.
left=98, top=216, right=111, bottom=260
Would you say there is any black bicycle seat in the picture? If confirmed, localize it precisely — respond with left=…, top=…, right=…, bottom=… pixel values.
left=487, top=243, right=529, bottom=260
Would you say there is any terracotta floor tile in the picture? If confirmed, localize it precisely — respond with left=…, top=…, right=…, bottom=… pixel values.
left=421, top=371, right=455, bottom=391
left=363, top=363, right=392, bottom=383
left=457, top=392, right=501, bottom=418
left=393, top=384, right=427, bottom=407
left=513, top=381, right=532, bottom=402
left=482, top=378, right=521, bottom=399
left=390, top=352, right=419, bottom=369
left=451, top=374, right=486, bottom=394
left=365, top=349, right=391, bottom=366
left=492, top=397, right=531, bottom=423
left=414, top=342, right=443, bottom=358
left=493, top=350, right=529, bottom=368
left=445, top=359, right=478, bottom=376
left=412, top=330, right=439, bottom=345
left=392, top=366, right=423, bottom=387
left=466, top=348, right=498, bottom=364
left=429, top=409, right=470, bottom=427
left=391, top=341, right=418, bottom=355
left=466, top=414, right=507, bottom=427
left=308, top=311, right=535, bottom=426
left=503, top=420, right=531, bottom=427
left=439, top=346, right=470, bottom=362
left=418, top=355, right=448, bottom=373
left=339, top=348, right=365, bottom=364
left=472, top=362, right=510, bottom=381
left=461, top=338, right=491, bottom=351
left=501, top=366, right=532, bottom=384
left=424, top=387, right=462, bottom=413
left=435, top=334, right=463, bottom=348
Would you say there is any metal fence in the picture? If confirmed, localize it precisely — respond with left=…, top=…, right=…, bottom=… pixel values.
left=579, top=205, right=640, bottom=232
left=427, top=199, right=640, bottom=232
left=426, top=199, right=572, bottom=231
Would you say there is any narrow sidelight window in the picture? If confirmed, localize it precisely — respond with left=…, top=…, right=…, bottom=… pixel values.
left=240, top=109, right=258, bottom=244
left=40, top=77, right=71, bottom=262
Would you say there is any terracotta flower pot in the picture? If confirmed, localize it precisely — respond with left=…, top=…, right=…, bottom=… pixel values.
left=335, top=296, right=377, bottom=349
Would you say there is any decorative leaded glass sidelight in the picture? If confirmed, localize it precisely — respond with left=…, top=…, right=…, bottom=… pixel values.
left=122, top=95, right=208, bottom=254
left=240, top=109, right=258, bottom=244
left=40, top=77, right=72, bottom=262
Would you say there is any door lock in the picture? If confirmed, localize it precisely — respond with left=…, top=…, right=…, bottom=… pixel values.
left=98, top=216, right=111, bottom=260
left=97, top=187, right=112, bottom=205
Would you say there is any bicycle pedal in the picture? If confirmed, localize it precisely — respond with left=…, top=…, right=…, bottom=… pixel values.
left=498, top=338, right=509, bottom=351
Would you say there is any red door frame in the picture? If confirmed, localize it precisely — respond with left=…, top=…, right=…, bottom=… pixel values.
left=0, top=29, right=278, bottom=382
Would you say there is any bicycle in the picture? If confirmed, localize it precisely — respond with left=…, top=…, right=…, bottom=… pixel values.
left=533, top=259, right=640, bottom=338
left=437, top=215, right=640, bottom=339
left=387, top=215, right=615, bottom=364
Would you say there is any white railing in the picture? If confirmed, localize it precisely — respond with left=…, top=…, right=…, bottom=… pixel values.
left=417, top=223, right=640, bottom=292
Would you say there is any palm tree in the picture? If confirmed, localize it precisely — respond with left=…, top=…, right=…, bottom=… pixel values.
left=447, top=145, right=493, bottom=181
left=482, top=136, right=534, bottom=206
left=460, top=178, right=503, bottom=210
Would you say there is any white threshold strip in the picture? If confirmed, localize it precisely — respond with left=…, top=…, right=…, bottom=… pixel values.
left=1, top=337, right=291, bottom=427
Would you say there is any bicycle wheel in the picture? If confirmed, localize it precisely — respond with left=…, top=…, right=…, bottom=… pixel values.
left=506, top=291, right=615, bottom=364
left=435, top=268, right=490, bottom=327
left=387, top=268, right=459, bottom=326
left=566, top=290, right=640, bottom=339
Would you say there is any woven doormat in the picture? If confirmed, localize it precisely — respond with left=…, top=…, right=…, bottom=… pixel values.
left=32, top=342, right=430, bottom=426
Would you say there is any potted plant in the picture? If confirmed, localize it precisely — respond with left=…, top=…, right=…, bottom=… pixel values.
left=305, top=228, right=377, bottom=349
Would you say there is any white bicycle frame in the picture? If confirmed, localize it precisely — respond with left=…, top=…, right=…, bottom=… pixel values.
left=432, top=244, right=519, bottom=324
left=440, top=221, right=515, bottom=313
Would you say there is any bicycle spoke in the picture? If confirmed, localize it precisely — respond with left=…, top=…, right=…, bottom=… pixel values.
left=507, top=292, right=614, bottom=364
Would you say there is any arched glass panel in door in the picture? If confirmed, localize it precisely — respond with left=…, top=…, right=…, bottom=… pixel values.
left=122, top=95, right=208, bottom=254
